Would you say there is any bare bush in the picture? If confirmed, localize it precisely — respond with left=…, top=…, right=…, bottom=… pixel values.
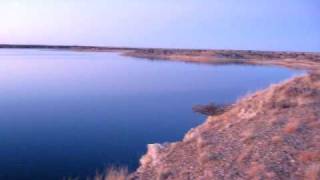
left=192, top=103, right=228, bottom=116
left=94, top=167, right=128, bottom=180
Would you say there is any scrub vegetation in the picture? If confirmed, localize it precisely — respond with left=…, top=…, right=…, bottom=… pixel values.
left=94, top=167, right=128, bottom=180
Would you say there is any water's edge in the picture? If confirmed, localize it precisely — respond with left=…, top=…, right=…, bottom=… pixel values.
left=1, top=47, right=317, bottom=179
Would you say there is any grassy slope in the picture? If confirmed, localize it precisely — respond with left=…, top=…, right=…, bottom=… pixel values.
left=131, top=73, right=320, bottom=180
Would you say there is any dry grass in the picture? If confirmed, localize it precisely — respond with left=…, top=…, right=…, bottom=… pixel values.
left=240, top=128, right=255, bottom=142
left=247, top=162, right=265, bottom=179
left=236, top=145, right=253, bottom=163
left=64, top=167, right=129, bottom=180
left=304, top=163, right=320, bottom=180
left=283, top=119, right=300, bottom=133
left=271, top=135, right=283, bottom=144
left=298, top=151, right=320, bottom=162
left=199, top=151, right=224, bottom=165
left=94, top=167, right=128, bottom=180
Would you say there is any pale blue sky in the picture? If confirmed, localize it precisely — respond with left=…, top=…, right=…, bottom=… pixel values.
left=0, top=0, right=319, bottom=51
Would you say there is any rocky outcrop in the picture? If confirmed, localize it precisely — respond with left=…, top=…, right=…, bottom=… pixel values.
left=131, top=73, right=320, bottom=180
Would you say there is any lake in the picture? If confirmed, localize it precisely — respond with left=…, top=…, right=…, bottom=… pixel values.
left=0, top=49, right=302, bottom=179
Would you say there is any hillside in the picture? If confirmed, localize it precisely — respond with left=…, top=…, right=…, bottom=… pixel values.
left=130, top=72, right=320, bottom=180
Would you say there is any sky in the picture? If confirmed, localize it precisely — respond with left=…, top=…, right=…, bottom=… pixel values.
left=0, top=0, right=319, bottom=51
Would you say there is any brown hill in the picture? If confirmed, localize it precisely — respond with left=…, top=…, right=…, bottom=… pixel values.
left=130, top=72, right=320, bottom=180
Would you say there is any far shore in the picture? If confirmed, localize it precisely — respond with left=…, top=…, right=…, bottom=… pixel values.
left=1, top=44, right=319, bottom=71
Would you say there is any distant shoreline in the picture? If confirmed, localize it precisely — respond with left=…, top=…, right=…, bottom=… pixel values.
left=0, top=44, right=136, bottom=51
left=1, top=44, right=319, bottom=54
left=1, top=44, right=319, bottom=71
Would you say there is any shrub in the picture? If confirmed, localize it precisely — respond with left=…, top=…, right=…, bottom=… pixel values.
left=192, top=103, right=228, bottom=116
left=94, top=167, right=128, bottom=180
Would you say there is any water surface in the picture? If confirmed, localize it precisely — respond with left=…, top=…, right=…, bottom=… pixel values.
left=0, top=50, right=302, bottom=179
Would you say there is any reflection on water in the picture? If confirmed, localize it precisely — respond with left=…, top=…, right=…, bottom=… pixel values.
left=0, top=49, right=303, bottom=180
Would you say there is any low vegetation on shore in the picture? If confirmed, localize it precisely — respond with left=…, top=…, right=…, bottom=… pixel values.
left=192, top=103, right=229, bottom=116
left=65, top=167, right=129, bottom=180
left=94, top=167, right=128, bottom=180
left=124, top=48, right=320, bottom=71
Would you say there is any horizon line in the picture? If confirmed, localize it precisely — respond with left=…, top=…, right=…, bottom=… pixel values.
left=0, top=43, right=319, bottom=54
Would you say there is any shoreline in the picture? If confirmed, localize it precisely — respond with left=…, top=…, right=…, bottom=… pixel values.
left=123, top=49, right=320, bottom=71
left=1, top=45, right=320, bottom=179
left=1, top=44, right=319, bottom=53
left=2, top=44, right=319, bottom=71
left=120, top=49, right=320, bottom=179
left=120, top=48, right=320, bottom=179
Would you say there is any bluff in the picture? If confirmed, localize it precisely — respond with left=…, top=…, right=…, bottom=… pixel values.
left=131, top=73, right=320, bottom=180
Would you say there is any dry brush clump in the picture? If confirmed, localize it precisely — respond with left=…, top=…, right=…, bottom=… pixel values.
left=93, top=167, right=129, bottom=180
left=192, top=103, right=229, bottom=116
left=64, top=167, right=129, bottom=180
left=305, top=163, right=320, bottom=180
left=283, top=119, right=301, bottom=133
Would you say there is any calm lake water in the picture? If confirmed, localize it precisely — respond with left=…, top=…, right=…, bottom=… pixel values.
left=0, top=49, right=302, bottom=179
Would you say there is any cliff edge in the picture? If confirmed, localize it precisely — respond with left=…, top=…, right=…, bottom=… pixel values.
left=131, top=72, right=320, bottom=180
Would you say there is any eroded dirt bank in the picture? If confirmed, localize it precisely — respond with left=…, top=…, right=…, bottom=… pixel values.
left=130, top=72, right=320, bottom=180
